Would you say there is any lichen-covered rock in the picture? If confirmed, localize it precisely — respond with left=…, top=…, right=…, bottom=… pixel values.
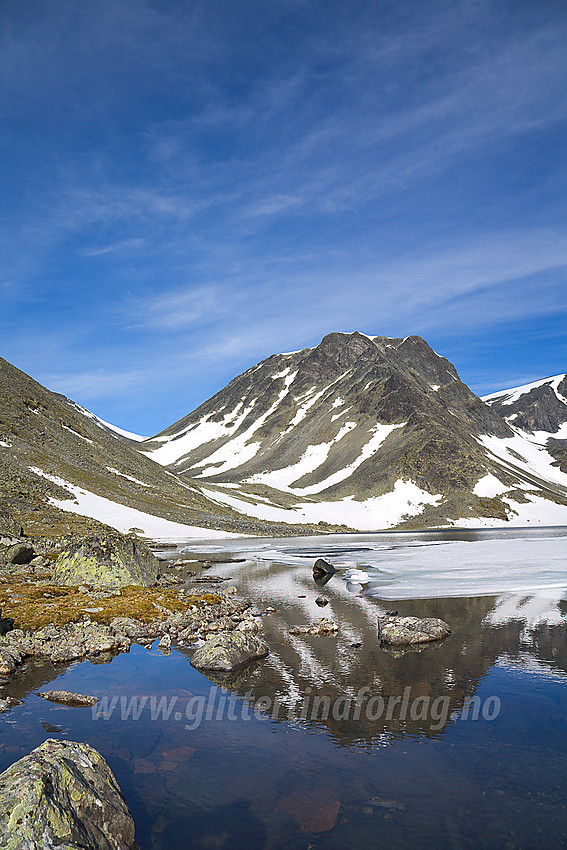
left=0, top=621, right=131, bottom=679
left=52, top=532, right=158, bottom=589
left=378, top=615, right=451, bottom=646
left=0, top=738, right=136, bottom=849
left=190, top=631, right=269, bottom=672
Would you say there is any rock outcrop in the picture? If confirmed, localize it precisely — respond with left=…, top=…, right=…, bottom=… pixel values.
left=0, top=541, right=34, bottom=566
left=52, top=532, right=159, bottom=589
left=0, top=738, right=136, bottom=849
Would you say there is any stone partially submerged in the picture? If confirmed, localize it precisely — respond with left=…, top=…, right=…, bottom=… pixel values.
left=36, top=690, right=99, bottom=707
left=0, top=738, right=136, bottom=849
left=53, top=531, right=158, bottom=589
left=378, top=615, right=451, bottom=646
left=190, top=631, right=269, bottom=672
left=290, top=617, right=338, bottom=636
left=313, top=558, right=336, bottom=579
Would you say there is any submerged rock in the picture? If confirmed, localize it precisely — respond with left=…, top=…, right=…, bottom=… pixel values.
left=52, top=531, right=159, bottom=589
left=378, top=615, right=450, bottom=646
left=36, top=690, right=99, bottom=707
left=190, top=631, right=269, bottom=672
left=290, top=617, right=338, bottom=636
left=0, top=696, right=23, bottom=712
left=0, top=738, right=136, bottom=849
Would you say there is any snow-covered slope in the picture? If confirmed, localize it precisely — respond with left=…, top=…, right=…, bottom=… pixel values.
left=141, top=333, right=567, bottom=530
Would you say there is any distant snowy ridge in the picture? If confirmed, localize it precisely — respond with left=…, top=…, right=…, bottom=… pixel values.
left=483, top=373, right=567, bottom=408
left=483, top=373, right=567, bottom=438
left=67, top=400, right=148, bottom=442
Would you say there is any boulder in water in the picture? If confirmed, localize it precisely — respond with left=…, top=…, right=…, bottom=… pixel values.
left=378, top=615, right=450, bottom=646
left=190, top=631, right=269, bottom=672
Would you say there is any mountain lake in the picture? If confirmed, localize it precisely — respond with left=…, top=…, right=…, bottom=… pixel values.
left=1, top=527, right=566, bottom=849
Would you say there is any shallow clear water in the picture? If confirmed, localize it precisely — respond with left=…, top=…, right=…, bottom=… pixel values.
left=2, top=529, right=567, bottom=848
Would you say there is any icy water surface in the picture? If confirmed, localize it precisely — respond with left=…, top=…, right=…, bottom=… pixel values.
left=1, top=528, right=567, bottom=848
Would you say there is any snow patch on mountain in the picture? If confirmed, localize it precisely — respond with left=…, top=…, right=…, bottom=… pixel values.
left=201, top=478, right=441, bottom=530
left=145, top=400, right=258, bottom=465
left=247, top=421, right=358, bottom=491
left=478, top=431, right=567, bottom=490
left=106, top=467, right=151, bottom=487
left=61, top=425, right=94, bottom=444
left=455, top=492, right=567, bottom=527
left=29, top=467, right=239, bottom=540
left=297, top=422, right=406, bottom=495
left=69, top=401, right=147, bottom=442
left=473, top=474, right=508, bottom=498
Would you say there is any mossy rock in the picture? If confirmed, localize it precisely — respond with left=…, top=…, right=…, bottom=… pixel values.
left=0, top=738, right=136, bottom=849
left=52, top=532, right=158, bottom=589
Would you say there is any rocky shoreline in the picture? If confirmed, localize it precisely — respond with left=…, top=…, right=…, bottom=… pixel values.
left=0, top=527, right=275, bottom=695
left=1, top=527, right=451, bottom=695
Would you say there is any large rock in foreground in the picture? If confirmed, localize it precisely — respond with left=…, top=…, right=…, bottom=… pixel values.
left=190, top=631, right=269, bottom=672
left=0, top=738, right=136, bottom=849
left=378, top=616, right=451, bottom=646
left=53, top=532, right=158, bottom=589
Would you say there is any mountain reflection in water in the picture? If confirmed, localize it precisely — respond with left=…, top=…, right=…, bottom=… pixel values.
left=1, top=529, right=566, bottom=849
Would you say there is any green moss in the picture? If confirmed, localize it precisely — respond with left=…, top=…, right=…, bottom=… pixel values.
left=0, top=581, right=221, bottom=631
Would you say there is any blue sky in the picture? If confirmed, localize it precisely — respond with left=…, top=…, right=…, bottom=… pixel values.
left=1, top=0, right=566, bottom=436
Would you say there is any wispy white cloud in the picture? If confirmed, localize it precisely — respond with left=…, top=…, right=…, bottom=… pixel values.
left=132, top=285, right=238, bottom=330
left=1, top=0, right=566, bottom=433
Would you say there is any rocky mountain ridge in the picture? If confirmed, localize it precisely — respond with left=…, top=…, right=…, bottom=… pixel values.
left=1, top=336, right=566, bottom=538
left=142, top=332, right=567, bottom=529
